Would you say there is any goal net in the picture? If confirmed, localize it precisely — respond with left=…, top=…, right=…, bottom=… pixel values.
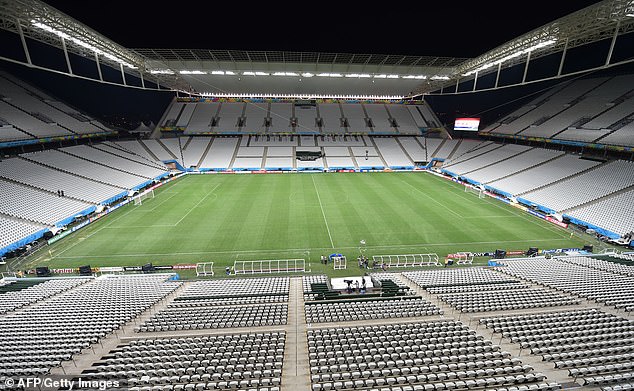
left=464, top=185, right=485, bottom=199
left=133, top=189, right=155, bottom=206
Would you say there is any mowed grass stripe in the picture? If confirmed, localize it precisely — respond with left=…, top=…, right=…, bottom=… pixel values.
left=25, top=172, right=586, bottom=271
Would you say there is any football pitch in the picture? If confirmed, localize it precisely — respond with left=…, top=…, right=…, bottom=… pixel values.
left=24, top=171, right=586, bottom=277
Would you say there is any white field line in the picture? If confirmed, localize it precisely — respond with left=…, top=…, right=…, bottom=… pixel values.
left=173, top=183, right=220, bottom=226
left=52, top=238, right=572, bottom=259
left=311, top=175, right=335, bottom=249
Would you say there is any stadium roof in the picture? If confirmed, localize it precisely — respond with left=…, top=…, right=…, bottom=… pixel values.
left=1, top=0, right=633, bottom=98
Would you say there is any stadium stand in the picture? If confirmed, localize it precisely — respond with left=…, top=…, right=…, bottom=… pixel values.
left=215, top=102, right=244, bottom=133
left=181, top=137, right=213, bottom=169
left=464, top=147, right=565, bottom=185
left=481, top=308, right=634, bottom=388
left=308, top=320, right=559, bottom=391
left=136, top=277, right=289, bottom=332
left=0, top=274, right=180, bottom=376
left=364, top=103, right=396, bottom=134
left=295, top=105, right=320, bottom=133
left=81, top=331, right=285, bottom=391
left=485, top=153, right=602, bottom=196
left=305, top=296, right=442, bottom=323
left=0, top=71, right=111, bottom=141
left=565, top=188, right=634, bottom=237
left=0, top=276, right=89, bottom=314
left=0, top=156, right=123, bottom=204
left=496, top=257, right=634, bottom=312
left=22, top=149, right=157, bottom=189
left=319, top=103, right=346, bottom=134
left=442, top=144, right=532, bottom=177
left=0, top=178, right=94, bottom=225
left=483, top=74, right=634, bottom=147
left=240, top=101, right=268, bottom=133
left=184, top=102, right=219, bottom=134
left=0, top=216, right=45, bottom=249
left=519, top=160, right=634, bottom=212
left=372, top=137, right=414, bottom=168
left=388, top=105, right=421, bottom=134
left=268, top=102, right=292, bottom=133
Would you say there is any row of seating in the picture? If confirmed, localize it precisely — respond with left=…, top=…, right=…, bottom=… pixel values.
left=0, top=275, right=180, bottom=376
left=308, top=320, right=557, bottom=391
left=480, top=308, right=634, bottom=388
left=305, top=297, right=441, bottom=323
left=437, top=287, right=579, bottom=313
left=496, top=257, right=634, bottom=312
left=403, top=268, right=516, bottom=289
left=135, top=303, right=288, bottom=332
left=80, top=332, right=285, bottom=391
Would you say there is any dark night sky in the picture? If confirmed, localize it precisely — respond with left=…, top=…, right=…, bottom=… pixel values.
left=41, top=1, right=603, bottom=58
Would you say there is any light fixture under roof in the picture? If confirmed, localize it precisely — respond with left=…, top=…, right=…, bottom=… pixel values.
left=463, top=39, right=557, bottom=76
left=180, top=70, right=207, bottom=75
left=31, top=20, right=137, bottom=69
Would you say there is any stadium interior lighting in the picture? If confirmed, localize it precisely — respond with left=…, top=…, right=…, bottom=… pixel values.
left=301, top=72, right=315, bottom=77
left=149, top=69, right=174, bottom=75
left=387, top=75, right=399, bottom=79
left=430, top=75, right=450, bottom=80
left=463, top=39, right=557, bottom=76
left=211, top=71, right=225, bottom=75
left=373, top=74, right=387, bottom=79
left=197, top=92, right=404, bottom=100
left=317, top=73, right=343, bottom=77
left=272, top=72, right=300, bottom=76
left=180, top=70, right=207, bottom=75
left=402, top=75, right=426, bottom=79
left=31, top=20, right=137, bottom=69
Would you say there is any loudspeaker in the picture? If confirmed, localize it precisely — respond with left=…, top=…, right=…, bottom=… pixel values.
left=583, top=244, right=594, bottom=253
left=141, top=263, right=154, bottom=273
left=527, top=247, right=539, bottom=257
left=79, top=265, right=92, bottom=276
left=494, top=249, right=506, bottom=259
left=35, top=266, right=50, bottom=277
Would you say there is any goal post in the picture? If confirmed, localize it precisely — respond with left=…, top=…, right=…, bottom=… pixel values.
left=464, top=185, right=485, bottom=199
left=132, top=189, right=155, bottom=205
left=196, top=262, right=215, bottom=277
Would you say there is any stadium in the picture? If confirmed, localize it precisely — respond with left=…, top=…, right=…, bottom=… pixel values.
left=0, top=0, right=634, bottom=390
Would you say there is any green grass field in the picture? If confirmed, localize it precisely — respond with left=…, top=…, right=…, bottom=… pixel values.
left=22, top=171, right=587, bottom=278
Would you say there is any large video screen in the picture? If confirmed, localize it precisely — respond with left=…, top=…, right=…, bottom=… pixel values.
left=454, top=117, right=480, bottom=131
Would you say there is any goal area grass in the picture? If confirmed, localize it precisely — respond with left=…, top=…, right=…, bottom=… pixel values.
left=23, top=172, right=585, bottom=278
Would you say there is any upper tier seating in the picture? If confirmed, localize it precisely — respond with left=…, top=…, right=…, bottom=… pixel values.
left=0, top=156, right=123, bottom=204
left=520, top=160, right=634, bottom=212
left=0, top=70, right=110, bottom=141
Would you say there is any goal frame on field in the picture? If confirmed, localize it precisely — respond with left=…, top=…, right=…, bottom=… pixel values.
left=132, top=189, right=155, bottom=205
left=464, top=185, right=485, bottom=199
